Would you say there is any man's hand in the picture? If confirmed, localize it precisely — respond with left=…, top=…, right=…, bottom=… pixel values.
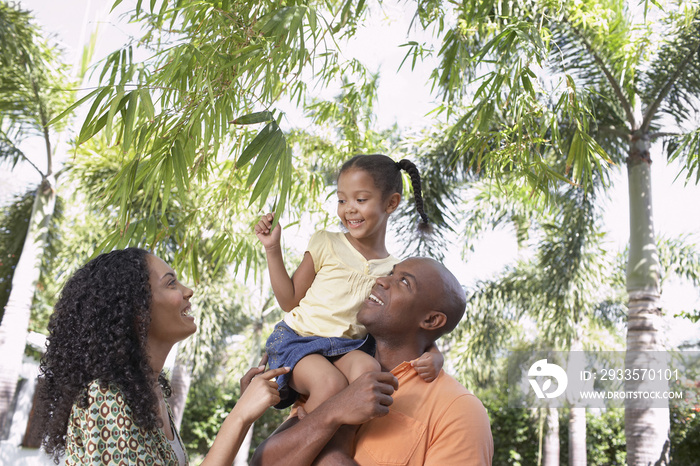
left=328, top=371, right=399, bottom=426
left=311, top=372, right=398, bottom=465
left=250, top=371, right=398, bottom=466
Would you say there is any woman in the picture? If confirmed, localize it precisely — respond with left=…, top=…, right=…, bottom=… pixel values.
left=37, top=248, right=288, bottom=465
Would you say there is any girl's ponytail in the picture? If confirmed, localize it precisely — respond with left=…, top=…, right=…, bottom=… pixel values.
left=396, top=159, right=431, bottom=233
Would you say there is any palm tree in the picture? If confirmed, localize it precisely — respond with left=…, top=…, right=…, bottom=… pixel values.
left=411, top=1, right=700, bottom=462
left=464, top=184, right=621, bottom=466
left=0, top=1, right=75, bottom=433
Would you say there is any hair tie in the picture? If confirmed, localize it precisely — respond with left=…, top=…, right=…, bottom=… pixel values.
left=395, top=161, right=401, bottom=170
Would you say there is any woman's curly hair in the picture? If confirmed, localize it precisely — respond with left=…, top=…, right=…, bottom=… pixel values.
left=37, top=248, right=171, bottom=462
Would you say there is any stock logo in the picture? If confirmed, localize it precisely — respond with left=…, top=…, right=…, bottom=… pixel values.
left=528, top=359, right=568, bottom=399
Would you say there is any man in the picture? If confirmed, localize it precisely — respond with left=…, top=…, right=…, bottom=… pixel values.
left=251, top=257, right=494, bottom=465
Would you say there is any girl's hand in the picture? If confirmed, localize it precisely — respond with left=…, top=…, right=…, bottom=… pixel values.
left=255, top=213, right=282, bottom=250
left=235, top=364, right=290, bottom=425
left=411, top=349, right=444, bottom=383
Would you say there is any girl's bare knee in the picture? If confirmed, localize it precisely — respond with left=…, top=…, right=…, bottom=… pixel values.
left=356, top=355, right=381, bottom=373
left=341, top=352, right=380, bottom=382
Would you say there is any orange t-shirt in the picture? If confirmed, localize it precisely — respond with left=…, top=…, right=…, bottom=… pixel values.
left=353, top=362, right=494, bottom=465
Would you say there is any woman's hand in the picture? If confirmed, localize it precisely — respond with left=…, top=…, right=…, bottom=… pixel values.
left=234, top=355, right=290, bottom=425
left=201, top=356, right=290, bottom=465
left=255, top=213, right=282, bottom=251
left=240, top=354, right=269, bottom=395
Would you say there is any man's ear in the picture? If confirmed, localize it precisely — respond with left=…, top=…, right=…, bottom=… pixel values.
left=385, top=193, right=401, bottom=214
left=420, top=311, right=447, bottom=332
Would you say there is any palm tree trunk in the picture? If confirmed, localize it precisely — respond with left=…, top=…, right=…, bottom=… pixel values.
left=567, top=339, right=586, bottom=466
left=624, top=137, right=669, bottom=465
left=0, top=177, right=56, bottom=436
left=233, top=427, right=254, bottom=466
left=568, top=407, right=586, bottom=466
left=543, top=407, right=560, bottom=466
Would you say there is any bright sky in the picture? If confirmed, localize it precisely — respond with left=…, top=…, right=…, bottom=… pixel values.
left=4, top=0, right=700, bottom=345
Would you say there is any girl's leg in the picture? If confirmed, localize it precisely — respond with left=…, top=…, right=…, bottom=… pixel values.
left=333, top=350, right=381, bottom=384
left=289, top=353, right=348, bottom=413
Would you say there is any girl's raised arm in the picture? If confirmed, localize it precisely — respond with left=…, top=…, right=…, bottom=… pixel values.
left=255, top=213, right=316, bottom=312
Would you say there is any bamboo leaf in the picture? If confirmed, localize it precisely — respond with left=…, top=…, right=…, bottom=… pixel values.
left=273, top=143, right=293, bottom=219
left=231, top=111, right=274, bottom=125
left=190, top=245, right=200, bottom=283
left=162, top=155, right=172, bottom=210
left=111, top=0, right=124, bottom=13
left=74, top=87, right=113, bottom=142
left=122, top=91, right=139, bottom=151
left=104, top=88, right=127, bottom=143
left=249, top=134, right=285, bottom=206
left=236, top=121, right=277, bottom=167
left=172, top=139, right=188, bottom=194
left=139, top=88, right=155, bottom=120
left=246, top=129, right=282, bottom=187
left=118, top=158, right=139, bottom=227
left=48, top=87, right=104, bottom=126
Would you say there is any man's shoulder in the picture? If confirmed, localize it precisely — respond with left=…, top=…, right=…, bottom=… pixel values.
left=426, top=371, right=490, bottom=423
left=433, top=370, right=474, bottom=397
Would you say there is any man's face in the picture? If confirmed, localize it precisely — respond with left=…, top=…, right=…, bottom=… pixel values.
left=358, top=258, right=443, bottom=337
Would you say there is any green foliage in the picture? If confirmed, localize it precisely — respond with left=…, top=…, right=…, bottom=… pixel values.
left=180, top=275, right=257, bottom=378
left=54, top=0, right=378, bottom=280
left=0, top=191, right=33, bottom=321
left=179, top=370, right=290, bottom=460
left=390, top=126, right=477, bottom=260
left=407, top=0, right=700, bottom=201
left=180, top=378, right=237, bottom=458
left=478, top=388, right=539, bottom=466
left=451, top=181, right=622, bottom=360
left=583, top=409, right=626, bottom=465
left=657, top=235, right=700, bottom=320
left=669, top=357, right=700, bottom=464
left=0, top=0, right=85, bottom=336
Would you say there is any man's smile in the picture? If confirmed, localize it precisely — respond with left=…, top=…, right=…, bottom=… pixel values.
left=368, top=293, right=384, bottom=306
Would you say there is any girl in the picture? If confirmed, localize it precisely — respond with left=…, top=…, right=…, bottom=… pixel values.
left=255, top=154, right=441, bottom=412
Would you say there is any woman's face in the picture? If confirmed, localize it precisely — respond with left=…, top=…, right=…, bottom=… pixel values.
left=146, top=255, right=196, bottom=347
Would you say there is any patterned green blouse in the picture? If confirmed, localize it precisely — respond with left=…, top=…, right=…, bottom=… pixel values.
left=65, top=380, right=188, bottom=465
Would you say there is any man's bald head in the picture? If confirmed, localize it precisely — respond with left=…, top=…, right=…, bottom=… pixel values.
left=359, top=257, right=466, bottom=345
left=414, top=257, right=466, bottom=337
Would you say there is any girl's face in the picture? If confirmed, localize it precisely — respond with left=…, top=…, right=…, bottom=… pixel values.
left=337, top=168, right=400, bottom=241
left=146, top=255, right=196, bottom=347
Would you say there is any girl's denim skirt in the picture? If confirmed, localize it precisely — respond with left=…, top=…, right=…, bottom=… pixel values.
left=265, top=320, right=375, bottom=409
